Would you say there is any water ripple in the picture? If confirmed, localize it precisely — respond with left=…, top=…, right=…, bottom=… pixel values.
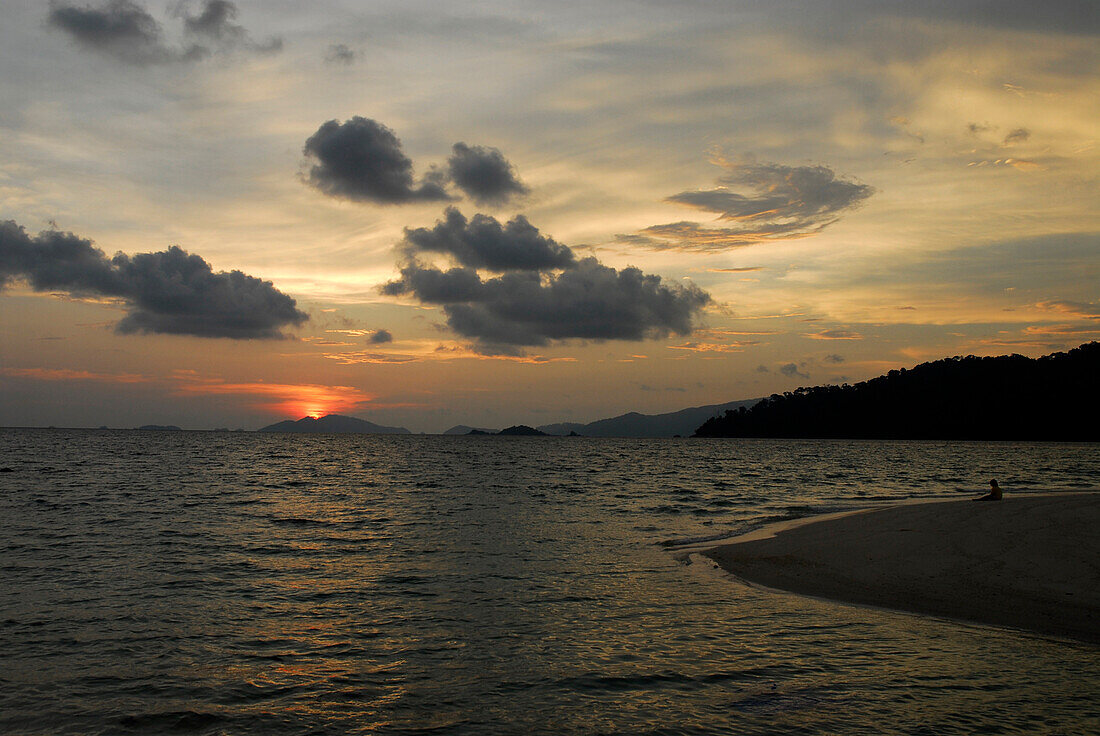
left=1, top=430, right=1097, bottom=735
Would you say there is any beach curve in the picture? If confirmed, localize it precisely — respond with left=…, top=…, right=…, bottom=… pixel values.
left=703, top=493, right=1100, bottom=642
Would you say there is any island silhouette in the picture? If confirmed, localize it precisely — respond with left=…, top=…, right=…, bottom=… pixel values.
left=258, top=414, right=411, bottom=434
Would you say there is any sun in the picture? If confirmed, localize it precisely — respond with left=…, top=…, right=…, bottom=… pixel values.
left=263, top=399, right=336, bottom=420
left=294, top=402, right=329, bottom=419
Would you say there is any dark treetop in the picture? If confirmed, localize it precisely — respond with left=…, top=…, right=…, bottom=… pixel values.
left=694, top=342, right=1100, bottom=440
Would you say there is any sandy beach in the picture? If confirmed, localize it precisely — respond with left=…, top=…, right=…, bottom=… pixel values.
left=704, top=493, right=1100, bottom=642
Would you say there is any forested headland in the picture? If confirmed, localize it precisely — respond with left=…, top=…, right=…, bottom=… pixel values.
left=694, top=342, right=1099, bottom=440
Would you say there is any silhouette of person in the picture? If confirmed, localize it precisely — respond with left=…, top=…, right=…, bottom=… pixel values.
left=974, top=478, right=1003, bottom=501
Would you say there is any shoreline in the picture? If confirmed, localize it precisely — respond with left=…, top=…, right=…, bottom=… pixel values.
left=702, top=493, right=1100, bottom=643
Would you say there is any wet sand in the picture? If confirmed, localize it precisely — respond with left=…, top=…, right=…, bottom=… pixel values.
left=704, top=493, right=1100, bottom=642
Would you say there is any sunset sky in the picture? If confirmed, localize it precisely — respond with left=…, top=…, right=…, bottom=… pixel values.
left=1, top=0, right=1097, bottom=431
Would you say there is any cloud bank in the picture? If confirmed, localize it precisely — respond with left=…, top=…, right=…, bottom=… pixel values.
left=303, top=117, right=450, bottom=204
left=447, top=143, right=528, bottom=205
left=382, top=210, right=709, bottom=354
left=47, top=0, right=281, bottom=66
left=303, top=118, right=527, bottom=207
left=626, top=159, right=874, bottom=251
left=399, top=207, right=574, bottom=272
left=0, top=220, right=307, bottom=339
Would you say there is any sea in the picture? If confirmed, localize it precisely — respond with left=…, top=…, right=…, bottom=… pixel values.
left=1, top=429, right=1098, bottom=735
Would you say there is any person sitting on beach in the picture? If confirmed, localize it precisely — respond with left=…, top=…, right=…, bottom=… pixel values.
left=974, top=479, right=1003, bottom=501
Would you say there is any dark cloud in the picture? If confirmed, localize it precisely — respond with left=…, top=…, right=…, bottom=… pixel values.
left=780, top=362, right=809, bottom=379
left=48, top=0, right=172, bottom=64
left=755, top=364, right=770, bottom=373
left=178, top=0, right=281, bottom=55
left=1003, top=128, right=1030, bottom=145
left=368, top=328, right=393, bottom=344
left=47, top=0, right=279, bottom=65
left=182, top=0, right=241, bottom=40
left=447, top=143, right=528, bottom=205
left=326, top=43, right=355, bottom=64
left=302, top=119, right=532, bottom=207
left=0, top=222, right=121, bottom=292
left=0, top=220, right=306, bottom=339
left=303, top=117, right=450, bottom=204
left=890, top=0, right=1099, bottom=36
left=400, top=208, right=575, bottom=272
left=383, top=207, right=709, bottom=353
left=380, top=263, right=482, bottom=302
left=383, top=256, right=709, bottom=353
left=823, top=353, right=846, bottom=363
left=625, top=159, right=873, bottom=251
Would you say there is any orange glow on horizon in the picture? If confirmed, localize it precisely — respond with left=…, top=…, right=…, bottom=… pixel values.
left=271, top=400, right=331, bottom=419
left=173, top=379, right=374, bottom=418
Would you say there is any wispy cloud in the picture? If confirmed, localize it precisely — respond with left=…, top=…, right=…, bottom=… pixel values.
left=622, top=158, right=873, bottom=251
left=429, top=344, right=577, bottom=364
left=1, top=367, right=149, bottom=383
left=325, top=43, right=355, bottom=65
left=321, top=351, right=419, bottom=365
left=1035, top=300, right=1100, bottom=320
left=1023, top=324, right=1100, bottom=336
left=806, top=329, right=863, bottom=340
left=667, top=340, right=760, bottom=353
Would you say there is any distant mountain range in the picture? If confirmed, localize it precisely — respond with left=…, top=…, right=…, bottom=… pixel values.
left=257, top=399, right=762, bottom=437
left=258, top=414, right=411, bottom=434
left=444, top=425, right=553, bottom=436
left=442, top=425, right=498, bottom=435
left=438, top=400, right=760, bottom=438
left=695, top=342, right=1100, bottom=440
left=536, top=399, right=759, bottom=437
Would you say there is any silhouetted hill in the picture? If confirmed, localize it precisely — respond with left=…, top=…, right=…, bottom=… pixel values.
left=497, top=425, right=548, bottom=436
left=536, top=421, right=588, bottom=435
left=136, top=424, right=181, bottom=431
left=258, top=414, right=411, bottom=434
left=443, top=425, right=498, bottom=435
left=694, top=342, right=1100, bottom=440
left=538, top=399, right=760, bottom=438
